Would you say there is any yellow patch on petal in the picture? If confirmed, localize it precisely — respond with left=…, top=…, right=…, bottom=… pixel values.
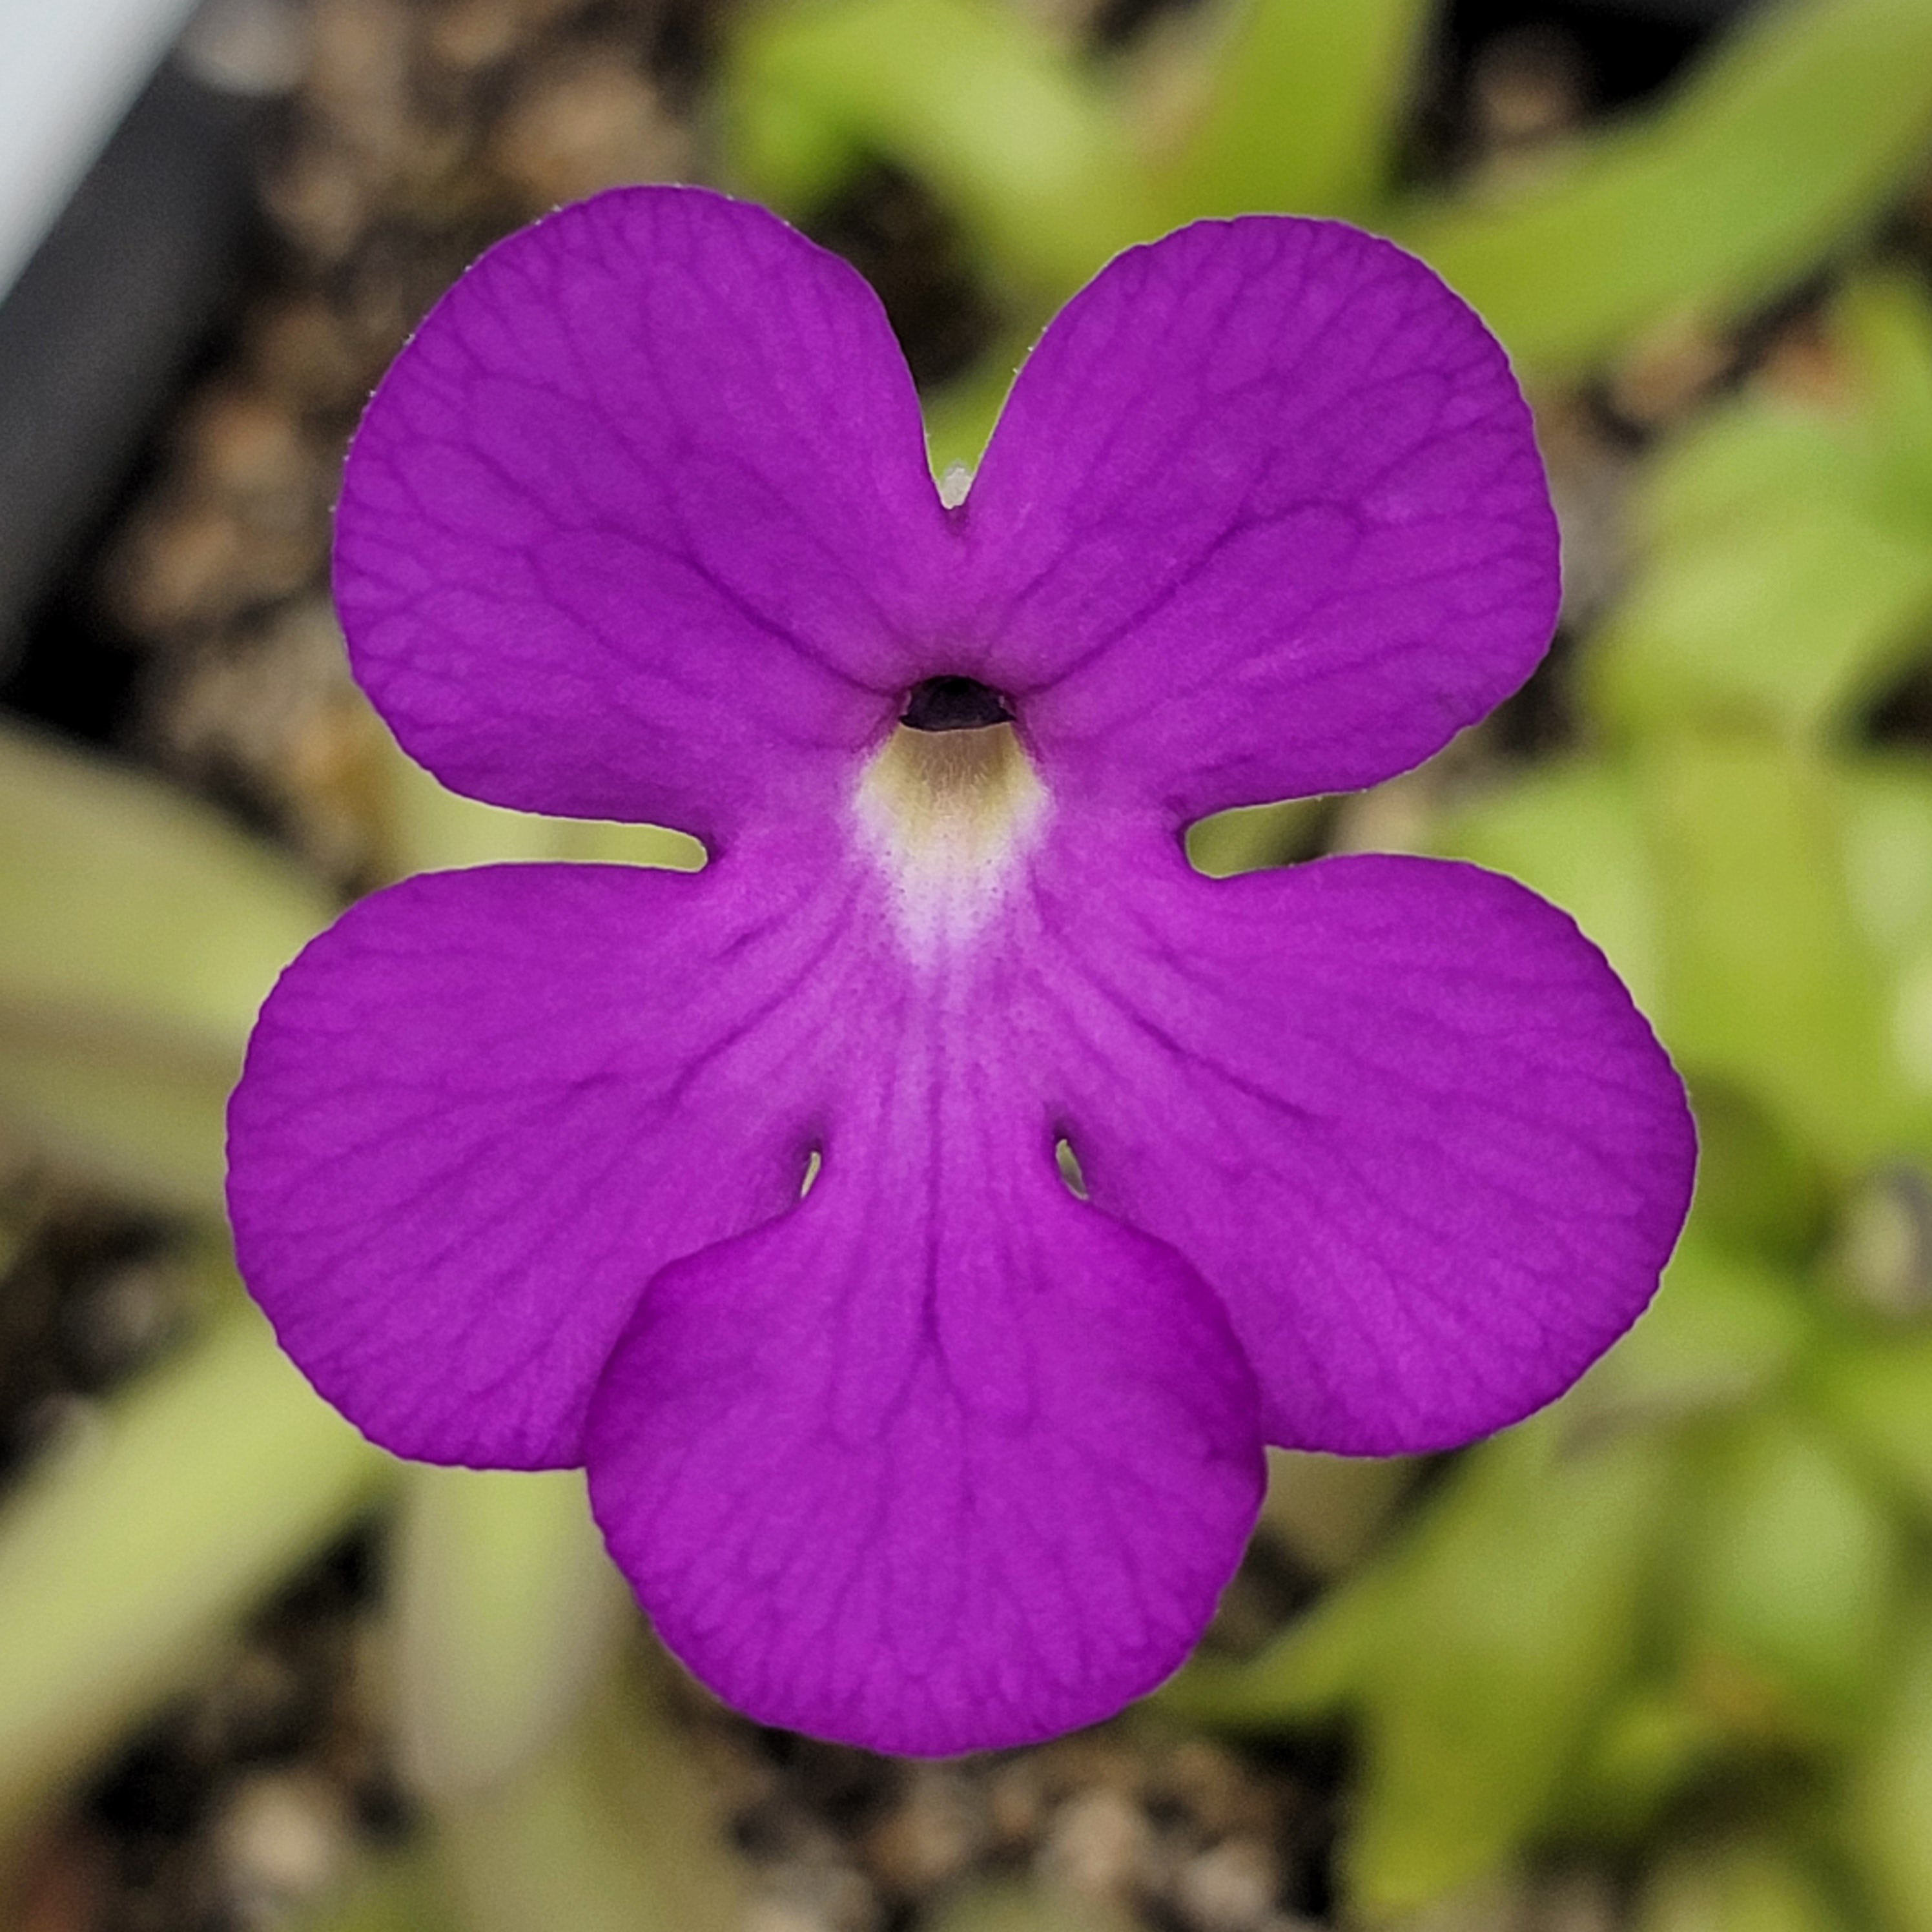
left=855, top=723, right=1047, bottom=958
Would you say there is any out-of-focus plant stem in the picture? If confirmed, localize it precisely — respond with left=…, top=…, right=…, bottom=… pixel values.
left=0, top=719, right=330, bottom=1212
left=0, top=1302, right=391, bottom=1896
left=392, top=1467, right=630, bottom=1799
left=389, top=1466, right=743, bottom=1932
left=1395, top=0, right=1932, bottom=376
left=1156, top=0, right=1431, bottom=225
left=723, top=0, right=1159, bottom=303
left=435, top=1687, right=743, bottom=1932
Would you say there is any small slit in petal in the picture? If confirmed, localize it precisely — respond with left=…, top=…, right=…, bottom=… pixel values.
left=800, top=1147, right=823, bottom=1198
left=1055, top=1138, right=1088, bottom=1201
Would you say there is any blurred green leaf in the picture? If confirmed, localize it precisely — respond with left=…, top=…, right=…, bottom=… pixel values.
left=1841, top=754, right=1932, bottom=966
left=1813, top=1330, right=1932, bottom=1526
left=1842, top=755, right=1932, bottom=1100
left=1428, top=757, right=1661, bottom=1012
left=1185, top=796, right=1328, bottom=879
left=1160, top=0, right=1430, bottom=223
left=921, top=326, right=1035, bottom=475
left=436, top=1674, right=742, bottom=1932
left=1571, top=1228, right=1814, bottom=1430
left=1638, top=1840, right=1851, bottom=1932
left=0, top=721, right=331, bottom=1208
left=1840, top=754, right=1932, bottom=1105
left=1592, top=276, right=1932, bottom=741
left=380, top=745, right=705, bottom=881
left=1590, top=281, right=1932, bottom=739
left=1167, top=1552, right=1392, bottom=1729
left=1843, top=1621, right=1932, bottom=1932
left=1395, top=0, right=1932, bottom=376
left=929, top=1879, right=1136, bottom=1932
left=1557, top=1684, right=1729, bottom=1843
left=1836, top=271, right=1932, bottom=519
left=1634, top=272, right=1932, bottom=551
left=1674, top=1412, right=1904, bottom=1734
left=392, top=1468, right=631, bottom=1798
left=0, top=721, right=327, bottom=1038
left=0, top=1037, right=246, bottom=1220
left=1338, top=1426, right=1674, bottom=1915
left=1639, top=402, right=1868, bottom=550
left=384, top=1377, right=741, bottom=1931
left=0, top=1305, right=390, bottom=1846
left=722, top=0, right=1157, bottom=298
left=1639, top=731, right=1919, bottom=1169
left=1260, top=1446, right=1417, bottom=1578
left=1588, top=500, right=1932, bottom=741
left=294, top=1856, right=460, bottom=1932
left=1181, top=1423, right=1673, bottom=1915
left=1680, top=1080, right=1829, bottom=1261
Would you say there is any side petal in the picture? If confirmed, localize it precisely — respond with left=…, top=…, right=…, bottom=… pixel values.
left=336, top=187, right=951, bottom=839
left=227, top=858, right=857, bottom=1468
left=964, top=218, right=1559, bottom=819
left=1040, top=846, right=1694, bottom=1453
left=587, top=1109, right=1263, bottom=1756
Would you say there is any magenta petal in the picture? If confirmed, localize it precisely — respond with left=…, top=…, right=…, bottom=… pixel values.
left=335, top=187, right=950, bottom=838
left=587, top=1135, right=1263, bottom=1756
left=965, top=218, right=1559, bottom=818
left=227, top=859, right=849, bottom=1466
left=1042, top=847, right=1694, bottom=1453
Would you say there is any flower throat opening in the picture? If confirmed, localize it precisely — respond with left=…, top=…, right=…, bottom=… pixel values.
left=857, top=678, right=1045, bottom=954
left=902, top=675, right=1012, bottom=733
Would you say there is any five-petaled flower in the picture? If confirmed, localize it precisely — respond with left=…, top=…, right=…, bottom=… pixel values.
left=228, top=185, right=1694, bottom=1757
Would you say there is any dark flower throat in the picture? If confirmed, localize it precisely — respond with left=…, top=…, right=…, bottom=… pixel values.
left=902, top=675, right=1012, bottom=732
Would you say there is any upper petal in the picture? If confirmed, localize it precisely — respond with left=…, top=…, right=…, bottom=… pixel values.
left=586, top=987, right=1263, bottom=1756
left=1038, top=839, right=1694, bottom=1452
left=963, top=218, right=1559, bottom=819
left=227, top=853, right=859, bottom=1467
left=334, top=187, right=951, bottom=840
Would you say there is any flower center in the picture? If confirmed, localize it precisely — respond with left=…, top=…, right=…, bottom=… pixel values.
left=854, top=679, right=1045, bottom=958
left=901, top=675, right=1013, bottom=732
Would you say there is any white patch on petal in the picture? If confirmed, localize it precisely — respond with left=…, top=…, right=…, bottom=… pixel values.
left=854, top=723, right=1046, bottom=960
left=936, top=461, right=973, bottom=509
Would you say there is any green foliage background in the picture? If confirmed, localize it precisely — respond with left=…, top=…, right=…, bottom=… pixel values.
left=8, top=0, right=1932, bottom=1925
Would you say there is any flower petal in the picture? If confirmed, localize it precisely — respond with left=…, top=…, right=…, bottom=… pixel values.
left=1038, top=842, right=1694, bottom=1452
left=964, top=218, right=1559, bottom=818
left=335, top=187, right=951, bottom=839
left=586, top=1078, right=1263, bottom=1756
left=227, top=856, right=856, bottom=1466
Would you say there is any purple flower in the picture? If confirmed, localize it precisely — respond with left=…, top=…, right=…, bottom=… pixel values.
left=227, top=186, right=1694, bottom=1756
